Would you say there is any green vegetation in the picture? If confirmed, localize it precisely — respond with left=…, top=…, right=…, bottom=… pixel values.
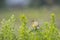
left=0, top=13, right=60, bottom=40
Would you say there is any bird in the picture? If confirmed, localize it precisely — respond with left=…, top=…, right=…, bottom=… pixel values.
left=31, top=20, right=39, bottom=30
left=29, top=19, right=39, bottom=33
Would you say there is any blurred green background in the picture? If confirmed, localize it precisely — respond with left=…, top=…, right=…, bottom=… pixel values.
left=0, top=0, right=60, bottom=29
